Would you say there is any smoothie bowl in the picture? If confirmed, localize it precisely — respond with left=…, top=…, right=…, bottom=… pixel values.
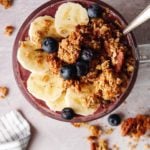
left=13, top=0, right=139, bottom=122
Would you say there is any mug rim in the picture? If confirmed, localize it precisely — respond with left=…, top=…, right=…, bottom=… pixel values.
left=12, top=0, right=139, bottom=122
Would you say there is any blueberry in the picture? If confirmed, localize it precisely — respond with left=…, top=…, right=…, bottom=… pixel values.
left=60, top=65, right=77, bottom=80
left=61, top=108, right=75, bottom=120
left=76, top=60, right=89, bottom=77
left=87, top=4, right=103, bottom=18
left=80, top=48, right=94, bottom=62
left=42, top=37, right=58, bottom=53
left=108, top=114, right=121, bottom=126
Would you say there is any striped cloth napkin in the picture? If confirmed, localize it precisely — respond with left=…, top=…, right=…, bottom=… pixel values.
left=0, top=111, right=31, bottom=150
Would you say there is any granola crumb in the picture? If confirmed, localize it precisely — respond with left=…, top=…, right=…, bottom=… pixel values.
left=129, top=144, right=137, bottom=150
left=104, top=128, right=114, bottom=135
left=90, top=142, right=97, bottom=150
left=87, top=136, right=98, bottom=142
left=0, top=0, right=13, bottom=9
left=72, top=122, right=83, bottom=128
left=72, top=122, right=111, bottom=150
left=4, top=25, right=15, bottom=36
left=88, top=125, right=102, bottom=137
left=0, top=87, right=8, bottom=99
left=58, top=31, right=81, bottom=64
left=72, top=122, right=88, bottom=128
left=121, top=114, right=150, bottom=138
left=144, top=144, right=150, bottom=150
left=97, top=139, right=109, bottom=150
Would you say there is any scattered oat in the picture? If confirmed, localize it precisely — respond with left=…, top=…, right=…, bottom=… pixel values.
left=87, top=136, right=98, bottom=142
left=0, top=87, right=8, bottom=99
left=0, top=0, right=13, bottom=9
left=105, top=128, right=114, bottom=135
left=4, top=25, right=15, bottom=36
left=72, top=123, right=102, bottom=137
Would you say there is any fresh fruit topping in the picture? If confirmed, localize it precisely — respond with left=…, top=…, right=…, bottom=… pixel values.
left=42, top=37, right=58, bottom=53
left=27, top=73, right=64, bottom=102
left=87, top=4, right=103, bottom=18
left=80, top=48, right=94, bottom=62
left=61, top=107, right=75, bottom=120
left=55, top=2, right=89, bottom=37
left=108, top=114, right=121, bottom=126
left=29, top=16, right=61, bottom=46
left=76, top=61, right=89, bottom=77
left=17, top=41, right=50, bottom=74
left=60, top=65, right=77, bottom=80
left=65, top=85, right=97, bottom=116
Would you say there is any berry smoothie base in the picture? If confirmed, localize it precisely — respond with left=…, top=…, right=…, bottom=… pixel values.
left=13, top=0, right=139, bottom=122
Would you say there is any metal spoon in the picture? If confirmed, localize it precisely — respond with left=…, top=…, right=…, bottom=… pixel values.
left=123, top=5, right=150, bottom=63
left=123, top=4, right=150, bottom=34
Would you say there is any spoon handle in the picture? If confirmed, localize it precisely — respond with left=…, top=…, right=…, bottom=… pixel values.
left=123, top=4, right=150, bottom=34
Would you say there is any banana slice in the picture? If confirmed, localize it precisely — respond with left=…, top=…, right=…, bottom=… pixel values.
left=27, top=72, right=64, bottom=102
left=17, top=41, right=50, bottom=73
left=65, top=85, right=97, bottom=116
left=55, top=2, right=89, bottom=37
left=29, top=16, right=61, bottom=46
left=46, top=93, right=67, bottom=111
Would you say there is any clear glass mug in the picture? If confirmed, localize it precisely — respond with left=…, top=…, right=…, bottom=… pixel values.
left=13, top=0, right=150, bottom=122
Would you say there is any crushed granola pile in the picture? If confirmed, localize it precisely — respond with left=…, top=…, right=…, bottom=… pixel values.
left=0, top=0, right=13, bottom=9
left=121, top=114, right=150, bottom=138
left=48, top=14, right=135, bottom=109
left=17, top=2, right=135, bottom=113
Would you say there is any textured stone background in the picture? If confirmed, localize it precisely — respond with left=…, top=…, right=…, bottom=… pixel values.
left=102, top=0, right=150, bottom=44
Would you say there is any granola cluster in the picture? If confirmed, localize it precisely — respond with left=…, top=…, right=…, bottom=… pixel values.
left=58, top=31, right=81, bottom=64
left=121, top=115, right=150, bottom=138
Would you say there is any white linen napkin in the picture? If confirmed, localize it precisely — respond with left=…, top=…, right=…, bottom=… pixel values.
left=0, top=111, right=31, bottom=150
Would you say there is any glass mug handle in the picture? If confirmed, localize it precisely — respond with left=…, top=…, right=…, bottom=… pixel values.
left=138, top=44, right=150, bottom=63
